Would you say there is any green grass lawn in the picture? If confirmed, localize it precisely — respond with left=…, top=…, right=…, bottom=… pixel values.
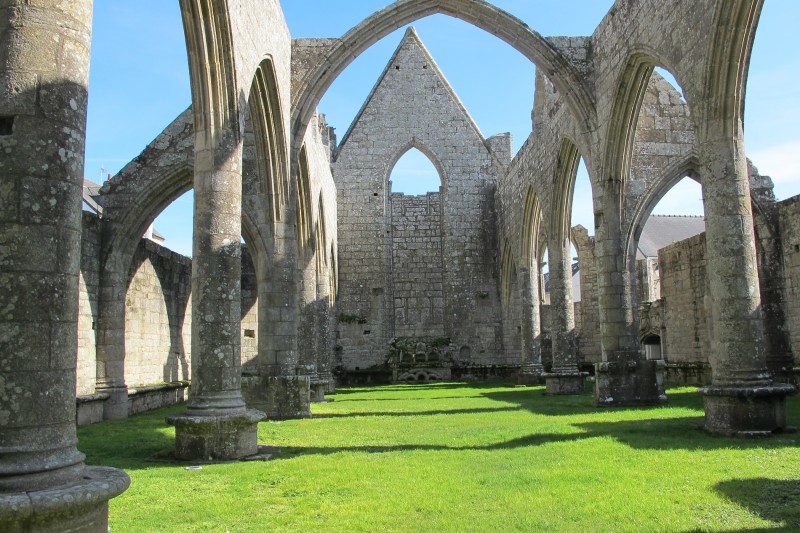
left=78, top=382, right=800, bottom=532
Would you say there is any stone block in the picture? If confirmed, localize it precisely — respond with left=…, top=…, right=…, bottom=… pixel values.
left=167, top=409, right=266, bottom=461
left=242, top=374, right=311, bottom=420
left=700, top=383, right=796, bottom=436
left=544, top=372, right=586, bottom=395
left=594, top=358, right=667, bottom=407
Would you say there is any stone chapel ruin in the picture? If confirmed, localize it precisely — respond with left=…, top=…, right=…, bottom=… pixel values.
left=1, top=0, right=797, bottom=530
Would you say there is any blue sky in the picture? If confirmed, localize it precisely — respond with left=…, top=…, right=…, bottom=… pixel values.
left=85, top=1, right=800, bottom=257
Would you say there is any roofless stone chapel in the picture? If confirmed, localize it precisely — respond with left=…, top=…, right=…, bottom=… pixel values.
left=1, top=0, right=797, bottom=530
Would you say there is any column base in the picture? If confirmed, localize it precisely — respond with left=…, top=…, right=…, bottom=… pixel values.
left=317, top=371, right=336, bottom=394
left=699, top=383, right=796, bottom=436
left=594, top=357, right=667, bottom=407
left=167, top=409, right=266, bottom=461
left=517, top=364, right=544, bottom=386
left=242, top=375, right=312, bottom=420
left=0, top=466, right=130, bottom=533
left=97, top=386, right=128, bottom=420
left=543, top=372, right=585, bottom=395
left=310, top=379, right=330, bottom=403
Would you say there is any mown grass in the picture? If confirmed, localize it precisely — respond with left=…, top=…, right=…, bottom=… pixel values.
left=78, top=382, right=800, bottom=532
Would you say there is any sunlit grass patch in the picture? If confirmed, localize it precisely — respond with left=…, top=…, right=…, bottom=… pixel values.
left=78, top=382, right=800, bottom=532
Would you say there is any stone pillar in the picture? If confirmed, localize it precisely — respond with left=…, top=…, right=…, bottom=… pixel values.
left=543, top=238, right=584, bottom=394
left=247, top=206, right=310, bottom=420
left=95, top=261, right=128, bottom=419
left=167, top=124, right=265, bottom=459
left=312, top=250, right=335, bottom=399
left=0, top=1, right=130, bottom=530
left=593, top=199, right=665, bottom=406
left=698, top=129, right=794, bottom=435
left=518, top=265, right=544, bottom=385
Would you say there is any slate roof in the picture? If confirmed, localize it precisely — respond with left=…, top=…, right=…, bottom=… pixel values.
left=543, top=215, right=706, bottom=303
left=82, top=178, right=104, bottom=215
left=636, top=215, right=705, bottom=259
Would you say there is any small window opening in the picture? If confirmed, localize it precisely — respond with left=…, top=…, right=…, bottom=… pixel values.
left=0, top=116, right=14, bottom=135
left=389, top=148, right=441, bottom=195
left=244, top=329, right=256, bottom=338
left=363, top=330, right=371, bottom=335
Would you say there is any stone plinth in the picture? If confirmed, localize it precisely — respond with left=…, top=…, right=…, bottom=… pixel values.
left=544, top=372, right=586, bottom=394
left=242, top=375, right=312, bottom=420
left=167, top=410, right=265, bottom=461
left=700, top=383, right=795, bottom=436
left=0, top=467, right=129, bottom=533
left=517, top=364, right=544, bottom=386
left=594, top=358, right=667, bottom=406
left=310, top=378, right=330, bottom=403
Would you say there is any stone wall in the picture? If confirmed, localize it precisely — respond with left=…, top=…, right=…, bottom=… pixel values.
left=241, top=246, right=258, bottom=371
left=573, top=226, right=601, bottom=364
left=77, top=213, right=102, bottom=395
left=332, top=29, right=503, bottom=370
left=778, top=196, right=800, bottom=363
left=124, top=239, right=192, bottom=388
left=390, top=192, right=444, bottom=339
left=658, top=233, right=710, bottom=364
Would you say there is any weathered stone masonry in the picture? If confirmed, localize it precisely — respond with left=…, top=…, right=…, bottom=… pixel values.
left=2, top=1, right=800, bottom=529
left=332, top=29, right=504, bottom=373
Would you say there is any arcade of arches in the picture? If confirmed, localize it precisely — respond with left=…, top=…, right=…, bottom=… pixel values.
left=1, top=1, right=798, bottom=530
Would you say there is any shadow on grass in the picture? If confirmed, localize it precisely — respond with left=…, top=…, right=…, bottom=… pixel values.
left=480, top=383, right=707, bottom=418
left=313, top=406, right=522, bottom=418
left=271, top=414, right=799, bottom=460
left=333, top=395, right=489, bottom=403
left=78, top=404, right=183, bottom=471
left=331, top=382, right=502, bottom=395
left=711, top=478, right=800, bottom=531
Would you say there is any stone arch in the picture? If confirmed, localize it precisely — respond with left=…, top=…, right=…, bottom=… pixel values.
left=248, top=56, right=290, bottom=226
left=624, top=154, right=702, bottom=264
left=180, top=0, right=238, bottom=140
left=386, top=140, right=447, bottom=192
left=521, top=187, right=544, bottom=271
left=500, top=239, right=516, bottom=306
left=603, top=53, right=658, bottom=200
left=551, top=138, right=584, bottom=244
left=702, top=0, right=763, bottom=137
left=296, top=144, right=313, bottom=260
left=291, top=0, right=596, bottom=149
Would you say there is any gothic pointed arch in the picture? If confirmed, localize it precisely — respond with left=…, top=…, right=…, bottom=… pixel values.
left=291, top=0, right=596, bottom=149
left=703, top=0, right=764, bottom=137
left=248, top=56, right=290, bottom=226
left=551, top=139, right=582, bottom=245
left=180, top=0, right=238, bottom=141
left=521, top=187, right=543, bottom=268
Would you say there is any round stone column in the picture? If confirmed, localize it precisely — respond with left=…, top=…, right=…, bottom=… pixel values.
left=543, top=238, right=584, bottom=394
left=518, top=265, right=544, bottom=385
left=593, top=199, right=665, bottom=406
left=0, top=1, right=129, bottom=530
left=168, top=127, right=265, bottom=459
left=698, top=129, right=794, bottom=435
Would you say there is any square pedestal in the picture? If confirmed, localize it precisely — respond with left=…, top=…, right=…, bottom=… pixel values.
left=242, top=375, right=311, bottom=420
left=167, top=409, right=266, bottom=461
left=594, top=358, right=667, bottom=407
left=543, top=373, right=585, bottom=395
